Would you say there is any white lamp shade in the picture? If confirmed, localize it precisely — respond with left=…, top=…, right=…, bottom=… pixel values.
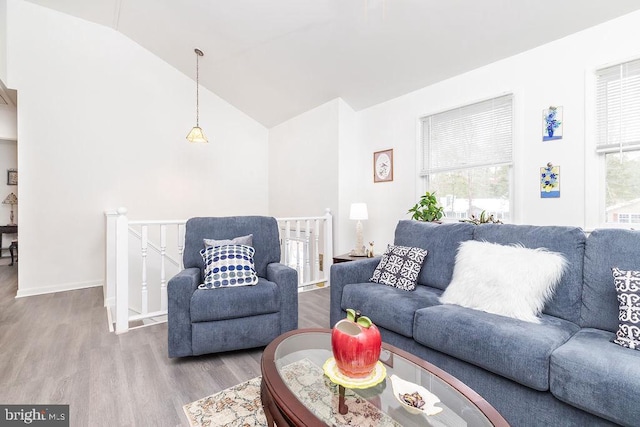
left=350, top=203, right=368, bottom=220
left=186, top=126, right=208, bottom=143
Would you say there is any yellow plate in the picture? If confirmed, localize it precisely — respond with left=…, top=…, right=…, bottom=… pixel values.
left=322, top=357, right=386, bottom=389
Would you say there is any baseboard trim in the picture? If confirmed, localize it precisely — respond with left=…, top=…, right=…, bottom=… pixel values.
left=16, top=280, right=103, bottom=298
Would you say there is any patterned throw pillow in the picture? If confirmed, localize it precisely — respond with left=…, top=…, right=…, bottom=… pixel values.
left=370, top=245, right=428, bottom=291
left=612, top=267, right=640, bottom=351
left=199, top=244, right=259, bottom=289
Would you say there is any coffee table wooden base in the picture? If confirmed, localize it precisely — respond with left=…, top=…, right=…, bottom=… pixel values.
left=260, top=328, right=509, bottom=427
left=260, top=378, right=289, bottom=427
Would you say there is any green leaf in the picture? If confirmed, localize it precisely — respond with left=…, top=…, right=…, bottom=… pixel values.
left=356, top=316, right=372, bottom=328
left=346, top=308, right=356, bottom=322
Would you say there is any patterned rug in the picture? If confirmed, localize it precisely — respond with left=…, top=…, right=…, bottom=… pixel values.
left=183, top=359, right=399, bottom=427
left=183, top=377, right=266, bottom=427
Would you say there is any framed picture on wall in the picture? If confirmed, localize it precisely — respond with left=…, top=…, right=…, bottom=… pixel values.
left=6, top=169, right=17, bottom=186
left=373, top=149, right=393, bottom=183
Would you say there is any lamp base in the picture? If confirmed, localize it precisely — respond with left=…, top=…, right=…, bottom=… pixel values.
left=352, top=220, right=366, bottom=257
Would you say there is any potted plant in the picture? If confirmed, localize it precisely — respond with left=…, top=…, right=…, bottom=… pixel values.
left=408, top=192, right=444, bottom=222
left=460, top=210, right=503, bottom=225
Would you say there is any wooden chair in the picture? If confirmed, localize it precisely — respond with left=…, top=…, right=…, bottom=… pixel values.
left=9, top=240, right=17, bottom=266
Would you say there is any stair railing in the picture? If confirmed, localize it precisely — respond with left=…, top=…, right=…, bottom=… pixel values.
left=104, top=209, right=333, bottom=334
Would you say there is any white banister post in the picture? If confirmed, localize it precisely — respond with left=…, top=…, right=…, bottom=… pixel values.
left=177, top=223, right=185, bottom=271
left=104, top=211, right=118, bottom=308
left=284, top=221, right=291, bottom=268
left=313, top=219, right=320, bottom=281
left=295, top=220, right=301, bottom=284
left=115, top=207, right=129, bottom=334
left=141, top=225, right=148, bottom=315
left=304, top=220, right=311, bottom=283
left=323, top=208, right=333, bottom=281
left=160, top=224, right=167, bottom=311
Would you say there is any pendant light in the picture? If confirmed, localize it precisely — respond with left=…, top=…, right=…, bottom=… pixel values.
left=186, top=48, right=208, bottom=143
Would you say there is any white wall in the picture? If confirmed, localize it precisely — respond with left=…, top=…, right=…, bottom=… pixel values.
left=0, top=104, right=16, bottom=140
left=269, top=99, right=340, bottom=218
left=6, top=0, right=269, bottom=296
left=336, top=99, right=363, bottom=255
left=268, top=98, right=365, bottom=256
left=352, top=10, right=640, bottom=249
left=0, top=0, right=7, bottom=84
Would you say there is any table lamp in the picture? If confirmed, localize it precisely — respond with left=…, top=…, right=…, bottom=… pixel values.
left=350, top=203, right=368, bottom=256
left=3, top=192, right=17, bottom=225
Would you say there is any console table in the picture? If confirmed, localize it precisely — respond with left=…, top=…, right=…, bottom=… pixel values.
left=332, top=253, right=369, bottom=264
left=0, top=225, right=18, bottom=257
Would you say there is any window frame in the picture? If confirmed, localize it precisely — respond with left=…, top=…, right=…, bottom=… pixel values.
left=416, top=93, right=515, bottom=223
left=585, top=56, right=640, bottom=229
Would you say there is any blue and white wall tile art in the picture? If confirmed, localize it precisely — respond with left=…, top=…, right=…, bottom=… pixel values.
left=543, top=106, right=563, bottom=141
left=540, top=163, right=560, bottom=198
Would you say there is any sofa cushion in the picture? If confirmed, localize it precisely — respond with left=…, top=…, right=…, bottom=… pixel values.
left=612, top=267, right=640, bottom=350
left=582, top=228, right=640, bottom=331
left=393, top=221, right=475, bottom=290
left=190, top=277, right=280, bottom=322
left=472, top=224, right=585, bottom=323
left=199, top=244, right=259, bottom=289
left=440, top=240, right=566, bottom=323
left=340, top=282, right=442, bottom=337
left=414, top=304, right=579, bottom=390
left=204, top=233, right=253, bottom=248
left=370, top=244, right=428, bottom=291
left=550, top=328, right=640, bottom=426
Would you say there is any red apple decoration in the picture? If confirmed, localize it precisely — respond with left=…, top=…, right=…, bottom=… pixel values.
left=331, top=309, right=382, bottom=378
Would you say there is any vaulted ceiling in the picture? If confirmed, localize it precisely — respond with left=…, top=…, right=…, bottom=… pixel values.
left=25, top=0, right=640, bottom=127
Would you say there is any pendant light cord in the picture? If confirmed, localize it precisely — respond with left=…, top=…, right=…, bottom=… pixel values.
left=194, top=48, right=204, bottom=127
left=196, top=50, right=200, bottom=127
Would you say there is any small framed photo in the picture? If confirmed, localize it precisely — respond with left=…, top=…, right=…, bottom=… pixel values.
left=7, top=169, right=17, bottom=186
left=373, top=149, right=393, bottom=183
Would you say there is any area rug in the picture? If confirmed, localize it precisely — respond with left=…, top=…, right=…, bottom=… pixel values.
left=183, top=376, right=266, bottom=427
left=183, top=358, right=400, bottom=427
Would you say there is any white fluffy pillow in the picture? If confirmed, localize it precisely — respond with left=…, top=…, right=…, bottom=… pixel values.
left=440, top=240, right=567, bottom=323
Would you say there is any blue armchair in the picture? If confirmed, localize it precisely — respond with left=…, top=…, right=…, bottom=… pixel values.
left=168, top=216, right=298, bottom=358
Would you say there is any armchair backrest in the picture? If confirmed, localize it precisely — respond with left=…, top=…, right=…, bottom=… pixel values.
left=183, top=216, right=281, bottom=277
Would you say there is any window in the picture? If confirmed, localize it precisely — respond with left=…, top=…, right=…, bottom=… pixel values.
left=420, top=94, right=513, bottom=221
left=596, top=59, right=640, bottom=224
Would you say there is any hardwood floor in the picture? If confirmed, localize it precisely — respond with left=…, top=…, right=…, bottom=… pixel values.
left=0, top=265, right=331, bottom=426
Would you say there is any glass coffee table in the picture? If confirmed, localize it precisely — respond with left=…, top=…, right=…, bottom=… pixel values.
left=261, top=328, right=509, bottom=426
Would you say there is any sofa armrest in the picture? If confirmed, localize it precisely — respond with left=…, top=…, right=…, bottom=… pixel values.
left=267, top=263, right=299, bottom=333
left=167, top=267, right=201, bottom=358
left=330, top=257, right=380, bottom=327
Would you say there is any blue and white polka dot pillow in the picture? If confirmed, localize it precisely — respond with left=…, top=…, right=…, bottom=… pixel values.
left=199, top=244, right=259, bottom=289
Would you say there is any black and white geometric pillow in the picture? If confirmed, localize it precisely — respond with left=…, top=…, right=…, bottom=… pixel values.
left=612, top=267, right=640, bottom=351
left=370, top=245, right=428, bottom=291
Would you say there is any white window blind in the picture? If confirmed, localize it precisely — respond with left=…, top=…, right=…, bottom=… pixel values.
left=596, top=58, right=640, bottom=154
left=421, top=94, right=513, bottom=175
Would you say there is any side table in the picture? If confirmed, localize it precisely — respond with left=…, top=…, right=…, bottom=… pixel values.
left=0, top=224, right=18, bottom=258
left=332, top=253, right=370, bottom=264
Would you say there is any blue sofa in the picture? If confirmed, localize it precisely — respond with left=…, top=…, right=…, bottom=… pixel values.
left=168, top=216, right=298, bottom=358
left=330, top=221, right=640, bottom=426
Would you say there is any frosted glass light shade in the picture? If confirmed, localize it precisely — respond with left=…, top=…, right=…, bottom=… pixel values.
left=350, top=203, right=368, bottom=220
left=186, top=126, right=208, bottom=143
